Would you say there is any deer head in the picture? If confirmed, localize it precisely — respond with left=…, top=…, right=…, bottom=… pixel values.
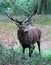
left=5, top=12, right=33, bottom=33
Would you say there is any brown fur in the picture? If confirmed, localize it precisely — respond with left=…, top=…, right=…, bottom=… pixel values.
left=5, top=12, right=41, bottom=57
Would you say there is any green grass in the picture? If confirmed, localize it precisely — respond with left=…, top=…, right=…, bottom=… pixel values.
left=0, top=45, right=51, bottom=65
left=32, top=15, right=51, bottom=25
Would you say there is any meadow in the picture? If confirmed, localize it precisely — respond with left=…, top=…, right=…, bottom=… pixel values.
left=0, top=15, right=51, bottom=65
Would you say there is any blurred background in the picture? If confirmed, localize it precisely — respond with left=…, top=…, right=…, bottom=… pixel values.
left=0, top=0, right=51, bottom=15
left=0, top=0, right=51, bottom=65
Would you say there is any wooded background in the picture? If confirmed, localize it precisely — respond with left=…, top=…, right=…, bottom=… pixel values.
left=0, top=0, right=51, bottom=15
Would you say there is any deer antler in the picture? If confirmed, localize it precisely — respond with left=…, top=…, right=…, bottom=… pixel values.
left=5, top=12, right=22, bottom=24
left=24, top=12, right=34, bottom=23
left=24, top=3, right=38, bottom=25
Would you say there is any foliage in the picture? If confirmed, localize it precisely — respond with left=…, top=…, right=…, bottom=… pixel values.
left=0, top=0, right=37, bottom=15
left=0, top=44, right=51, bottom=65
left=0, top=44, right=22, bottom=64
left=0, top=0, right=51, bottom=15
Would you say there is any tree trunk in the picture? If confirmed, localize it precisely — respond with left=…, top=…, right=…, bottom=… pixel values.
left=43, top=0, right=47, bottom=14
left=37, top=0, right=44, bottom=14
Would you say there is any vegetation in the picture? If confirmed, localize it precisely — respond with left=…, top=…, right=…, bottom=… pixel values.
left=0, top=0, right=51, bottom=15
left=32, top=15, right=51, bottom=25
left=0, top=0, right=51, bottom=65
left=0, top=44, right=51, bottom=65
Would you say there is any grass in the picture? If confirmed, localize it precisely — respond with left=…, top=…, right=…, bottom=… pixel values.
left=0, top=44, right=51, bottom=65
left=32, top=15, right=51, bottom=25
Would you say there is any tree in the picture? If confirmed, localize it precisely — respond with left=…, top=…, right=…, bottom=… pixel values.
left=43, top=0, right=48, bottom=14
left=0, top=0, right=51, bottom=15
left=37, top=0, right=43, bottom=14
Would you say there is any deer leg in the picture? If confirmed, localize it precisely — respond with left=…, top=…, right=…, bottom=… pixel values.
left=37, top=41, right=40, bottom=55
left=23, top=48, right=25, bottom=53
left=29, top=45, right=34, bottom=57
left=29, top=47, right=32, bottom=57
left=22, top=48, right=25, bottom=58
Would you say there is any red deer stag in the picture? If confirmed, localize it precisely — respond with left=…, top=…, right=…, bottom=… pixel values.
left=5, top=12, right=41, bottom=57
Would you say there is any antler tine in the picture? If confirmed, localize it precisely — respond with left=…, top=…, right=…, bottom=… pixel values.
left=5, top=12, right=21, bottom=24
left=24, top=11, right=37, bottom=24
left=24, top=3, right=38, bottom=24
left=24, top=12, right=33, bottom=23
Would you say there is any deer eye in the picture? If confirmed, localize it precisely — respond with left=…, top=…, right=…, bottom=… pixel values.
left=25, top=31, right=28, bottom=33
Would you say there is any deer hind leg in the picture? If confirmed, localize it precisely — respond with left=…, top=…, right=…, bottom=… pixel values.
left=37, top=41, right=40, bottom=55
left=23, top=48, right=25, bottom=54
left=29, top=47, right=32, bottom=57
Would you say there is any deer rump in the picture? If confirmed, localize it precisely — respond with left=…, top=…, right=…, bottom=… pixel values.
left=5, top=12, right=41, bottom=57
